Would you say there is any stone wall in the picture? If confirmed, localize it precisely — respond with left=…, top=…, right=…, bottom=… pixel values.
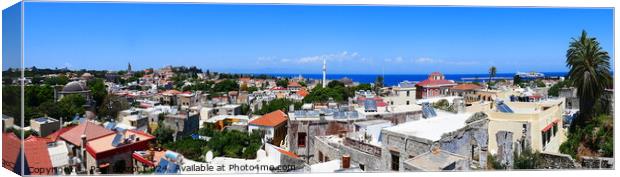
left=313, top=136, right=385, bottom=171
left=495, top=131, right=513, bottom=168
left=581, top=156, right=614, bottom=169
left=538, top=152, right=578, bottom=169
left=288, top=120, right=354, bottom=162
left=379, top=112, right=490, bottom=171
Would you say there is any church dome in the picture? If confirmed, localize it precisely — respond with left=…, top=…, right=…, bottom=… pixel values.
left=62, top=81, right=89, bottom=92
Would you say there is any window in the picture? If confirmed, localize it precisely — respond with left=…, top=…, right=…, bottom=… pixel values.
left=298, top=132, right=307, bottom=147
left=406, top=101, right=410, bottom=105
left=541, top=131, right=546, bottom=148
left=406, top=91, right=410, bottom=97
left=318, top=151, right=324, bottom=162
left=391, top=152, right=399, bottom=171
left=553, top=123, right=558, bottom=136
left=359, top=164, right=365, bottom=171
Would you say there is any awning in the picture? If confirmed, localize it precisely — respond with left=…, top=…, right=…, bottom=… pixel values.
left=99, top=163, right=110, bottom=168
left=132, top=153, right=155, bottom=167
left=541, top=119, right=560, bottom=132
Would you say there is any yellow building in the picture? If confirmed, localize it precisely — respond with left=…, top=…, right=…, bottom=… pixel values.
left=486, top=99, right=566, bottom=155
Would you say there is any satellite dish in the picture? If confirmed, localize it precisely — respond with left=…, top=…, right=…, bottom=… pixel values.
left=205, top=151, right=214, bottom=162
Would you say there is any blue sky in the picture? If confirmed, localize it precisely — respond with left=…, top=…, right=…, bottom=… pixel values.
left=11, top=2, right=615, bottom=74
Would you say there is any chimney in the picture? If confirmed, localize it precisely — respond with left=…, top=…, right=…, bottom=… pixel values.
left=341, top=154, right=350, bottom=169
left=80, top=134, right=87, bottom=171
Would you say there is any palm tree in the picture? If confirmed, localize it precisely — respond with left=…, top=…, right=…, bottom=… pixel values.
left=489, top=66, right=497, bottom=89
left=566, top=30, right=612, bottom=124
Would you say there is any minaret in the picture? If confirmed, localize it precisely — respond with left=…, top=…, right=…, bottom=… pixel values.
left=322, top=59, right=327, bottom=88
left=127, top=62, right=132, bottom=73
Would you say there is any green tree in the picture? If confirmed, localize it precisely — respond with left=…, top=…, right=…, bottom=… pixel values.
left=240, top=103, right=251, bottom=115
left=489, top=66, right=497, bottom=88
left=255, top=98, right=299, bottom=115
left=303, top=86, right=347, bottom=103
left=513, top=148, right=542, bottom=169
left=327, top=80, right=345, bottom=88
left=97, top=95, right=130, bottom=121
left=547, top=80, right=571, bottom=97
left=164, top=138, right=208, bottom=162
left=534, top=79, right=546, bottom=88
left=374, top=75, right=384, bottom=94
left=513, top=75, right=522, bottom=86
left=352, top=83, right=372, bottom=92
left=58, top=94, right=86, bottom=119
left=247, top=86, right=259, bottom=93
left=43, top=75, right=69, bottom=85
left=88, top=78, right=107, bottom=108
left=153, top=121, right=175, bottom=146
left=212, top=79, right=239, bottom=93
left=560, top=114, right=613, bottom=158
left=276, top=79, right=289, bottom=88
left=566, top=30, right=612, bottom=124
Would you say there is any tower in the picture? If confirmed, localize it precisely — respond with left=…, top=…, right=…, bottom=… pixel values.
left=127, top=62, right=132, bottom=73
left=322, top=59, right=327, bottom=88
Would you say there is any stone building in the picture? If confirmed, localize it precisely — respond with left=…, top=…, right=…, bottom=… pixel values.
left=55, top=81, right=93, bottom=105
left=287, top=107, right=364, bottom=162
left=380, top=111, right=489, bottom=171
left=559, top=87, right=579, bottom=110
left=312, top=111, right=489, bottom=172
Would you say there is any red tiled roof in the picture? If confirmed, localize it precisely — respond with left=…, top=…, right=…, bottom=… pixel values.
left=271, top=87, right=287, bottom=91
left=288, top=82, right=301, bottom=87
left=296, top=89, right=309, bottom=97
left=45, top=126, right=76, bottom=143
left=239, top=77, right=251, bottom=82
left=276, top=148, right=300, bottom=159
left=162, top=89, right=182, bottom=95
left=24, top=136, right=53, bottom=175
left=415, top=79, right=456, bottom=87
left=249, top=110, right=288, bottom=127
left=2, top=133, right=21, bottom=172
left=132, top=153, right=155, bottom=167
left=451, top=83, right=483, bottom=91
left=59, top=121, right=114, bottom=146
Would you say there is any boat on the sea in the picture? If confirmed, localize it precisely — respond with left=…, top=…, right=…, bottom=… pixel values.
left=515, top=71, right=545, bottom=79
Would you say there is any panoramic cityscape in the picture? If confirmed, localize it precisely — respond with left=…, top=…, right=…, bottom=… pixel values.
left=1, top=1, right=615, bottom=176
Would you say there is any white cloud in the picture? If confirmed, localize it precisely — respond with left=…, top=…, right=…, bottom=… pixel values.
left=414, top=57, right=439, bottom=64
left=385, top=56, right=405, bottom=63
left=297, top=51, right=360, bottom=64
left=414, top=57, right=479, bottom=66
left=258, top=51, right=364, bottom=65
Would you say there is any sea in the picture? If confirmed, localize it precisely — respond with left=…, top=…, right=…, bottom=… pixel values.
left=266, top=72, right=569, bottom=86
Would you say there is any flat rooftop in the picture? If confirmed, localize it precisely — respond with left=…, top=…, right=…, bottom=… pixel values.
left=383, top=111, right=472, bottom=141
left=415, top=96, right=462, bottom=105
left=353, top=119, right=392, bottom=127
left=86, top=130, right=154, bottom=154
left=206, top=115, right=250, bottom=123
left=355, top=104, right=422, bottom=116
left=404, top=150, right=467, bottom=171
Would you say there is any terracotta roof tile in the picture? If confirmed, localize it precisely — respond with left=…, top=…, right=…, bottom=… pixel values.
left=296, top=89, right=309, bottom=97
left=45, top=126, right=76, bottom=143
left=249, top=110, right=288, bottom=127
left=2, top=133, right=21, bottom=172
left=288, top=82, right=301, bottom=87
left=276, top=148, right=300, bottom=159
left=24, top=136, right=53, bottom=175
left=416, top=79, right=456, bottom=87
left=451, top=83, right=483, bottom=91
left=59, top=121, right=114, bottom=146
